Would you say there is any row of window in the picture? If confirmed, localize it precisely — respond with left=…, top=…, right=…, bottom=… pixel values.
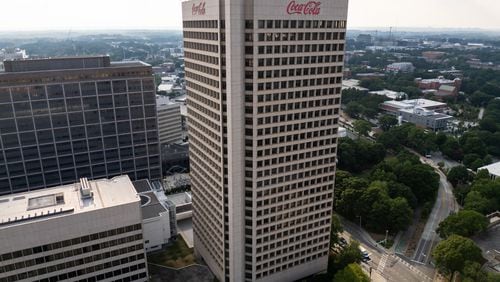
left=254, top=77, right=340, bottom=92
left=185, top=51, right=219, bottom=65
left=186, top=71, right=220, bottom=89
left=256, top=205, right=331, bottom=238
left=0, top=236, right=142, bottom=274
left=256, top=56, right=343, bottom=68
left=256, top=233, right=328, bottom=263
left=183, top=31, right=218, bottom=41
left=0, top=70, right=153, bottom=87
left=184, top=41, right=218, bottom=53
left=183, top=20, right=218, bottom=29
left=0, top=166, right=161, bottom=195
left=255, top=44, right=344, bottom=57
left=255, top=31, right=345, bottom=42
left=186, top=82, right=220, bottom=100
left=0, top=96, right=155, bottom=120
left=0, top=80, right=152, bottom=104
left=33, top=261, right=147, bottom=282
left=185, top=62, right=219, bottom=78
left=254, top=89, right=341, bottom=104
left=257, top=20, right=346, bottom=30
left=0, top=224, right=141, bottom=262
left=253, top=251, right=328, bottom=280
left=255, top=66, right=342, bottom=82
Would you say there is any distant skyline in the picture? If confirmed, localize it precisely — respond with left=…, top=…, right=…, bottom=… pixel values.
left=1, top=0, right=500, bottom=31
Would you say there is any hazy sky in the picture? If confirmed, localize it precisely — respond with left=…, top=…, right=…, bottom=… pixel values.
left=1, top=0, right=499, bottom=31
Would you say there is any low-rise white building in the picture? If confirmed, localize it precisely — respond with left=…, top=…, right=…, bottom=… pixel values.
left=0, top=176, right=148, bottom=282
left=478, top=162, right=500, bottom=180
left=133, top=179, right=176, bottom=253
left=386, top=62, right=415, bottom=73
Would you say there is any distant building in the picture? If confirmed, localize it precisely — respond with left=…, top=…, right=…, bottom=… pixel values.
left=467, top=59, right=500, bottom=71
left=355, top=72, right=386, bottom=80
left=415, top=76, right=461, bottom=92
left=386, top=62, right=415, bottom=73
left=436, top=84, right=459, bottom=99
left=342, top=79, right=368, bottom=91
left=380, top=99, right=448, bottom=113
left=357, top=34, right=372, bottom=44
left=0, top=56, right=162, bottom=195
left=0, top=48, right=28, bottom=72
left=397, top=107, right=452, bottom=131
left=478, top=162, right=500, bottom=179
left=0, top=175, right=148, bottom=282
left=157, top=95, right=183, bottom=145
left=380, top=99, right=452, bottom=131
left=152, top=62, right=176, bottom=75
left=422, top=51, right=445, bottom=62
left=369, top=89, right=406, bottom=100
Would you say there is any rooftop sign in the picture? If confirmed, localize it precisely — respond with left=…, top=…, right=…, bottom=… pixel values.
left=192, top=1, right=206, bottom=16
left=286, top=1, right=321, bottom=15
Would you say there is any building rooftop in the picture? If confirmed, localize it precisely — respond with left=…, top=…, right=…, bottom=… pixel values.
left=382, top=99, right=447, bottom=110
left=439, top=85, right=456, bottom=92
left=0, top=176, right=139, bottom=228
left=369, top=89, right=405, bottom=100
left=132, top=180, right=167, bottom=220
left=399, top=107, right=452, bottom=120
left=0, top=56, right=150, bottom=78
left=478, top=162, right=500, bottom=176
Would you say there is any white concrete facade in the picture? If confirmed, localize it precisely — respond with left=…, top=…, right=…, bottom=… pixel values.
left=157, top=96, right=184, bottom=145
left=182, top=0, right=348, bottom=281
left=142, top=211, right=171, bottom=252
left=0, top=176, right=148, bottom=282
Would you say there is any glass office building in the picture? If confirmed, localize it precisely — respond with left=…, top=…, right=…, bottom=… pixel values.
left=0, top=56, right=162, bottom=195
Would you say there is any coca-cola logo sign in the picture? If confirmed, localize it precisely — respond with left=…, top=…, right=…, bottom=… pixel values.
left=192, top=1, right=206, bottom=16
left=286, top=1, right=321, bottom=15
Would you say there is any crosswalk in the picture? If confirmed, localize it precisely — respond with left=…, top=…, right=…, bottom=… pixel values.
left=377, top=254, right=389, bottom=273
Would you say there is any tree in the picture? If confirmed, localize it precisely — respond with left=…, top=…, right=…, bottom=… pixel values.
left=330, top=214, right=343, bottom=245
left=398, top=164, right=440, bottom=204
left=437, top=210, right=489, bottom=238
left=464, top=191, right=496, bottom=214
left=388, top=197, right=413, bottom=232
left=447, top=165, right=470, bottom=187
left=333, top=263, right=370, bottom=282
left=379, top=115, right=398, bottom=131
left=353, top=120, right=372, bottom=137
left=432, top=235, right=483, bottom=275
left=330, top=241, right=363, bottom=274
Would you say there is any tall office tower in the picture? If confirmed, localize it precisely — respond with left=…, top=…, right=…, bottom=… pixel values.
left=0, top=56, right=162, bottom=195
left=0, top=175, right=148, bottom=282
left=182, top=0, right=348, bottom=281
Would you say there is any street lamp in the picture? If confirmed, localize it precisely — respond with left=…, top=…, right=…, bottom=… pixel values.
left=385, top=230, right=389, bottom=245
left=357, top=215, right=362, bottom=228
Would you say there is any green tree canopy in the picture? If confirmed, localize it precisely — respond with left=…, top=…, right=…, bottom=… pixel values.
left=447, top=165, right=470, bottom=187
left=437, top=210, right=489, bottom=238
left=353, top=120, right=372, bottom=137
left=333, top=263, right=370, bottom=282
left=379, top=115, right=398, bottom=131
left=432, top=235, right=484, bottom=275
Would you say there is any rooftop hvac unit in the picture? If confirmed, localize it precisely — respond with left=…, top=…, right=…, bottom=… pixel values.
left=80, top=178, right=93, bottom=199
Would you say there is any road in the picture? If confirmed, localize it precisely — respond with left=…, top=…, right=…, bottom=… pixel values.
left=478, top=107, right=485, bottom=120
left=341, top=218, right=434, bottom=282
left=412, top=156, right=459, bottom=265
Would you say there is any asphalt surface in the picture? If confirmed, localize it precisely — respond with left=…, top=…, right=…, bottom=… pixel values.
left=341, top=218, right=434, bottom=282
left=412, top=156, right=459, bottom=265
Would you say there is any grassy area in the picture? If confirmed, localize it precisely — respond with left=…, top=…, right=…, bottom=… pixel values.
left=147, top=237, right=195, bottom=269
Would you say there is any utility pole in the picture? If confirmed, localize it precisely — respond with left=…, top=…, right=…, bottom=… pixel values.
left=385, top=230, right=389, bottom=245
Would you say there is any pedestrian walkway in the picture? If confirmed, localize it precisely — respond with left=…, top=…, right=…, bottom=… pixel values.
left=377, top=254, right=389, bottom=273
